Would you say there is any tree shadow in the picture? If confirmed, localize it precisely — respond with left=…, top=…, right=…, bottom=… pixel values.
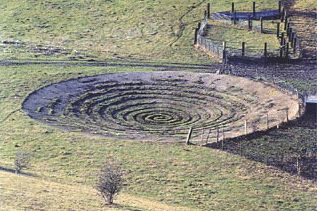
left=205, top=114, right=317, bottom=181
left=0, top=166, right=35, bottom=177
left=103, top=203, right=143, bottom=211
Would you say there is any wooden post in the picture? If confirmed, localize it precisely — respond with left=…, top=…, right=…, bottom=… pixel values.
left=206, top=129, right=211, bottom=144
left=216, top=127, right=219, bottom=143
left=207, top=3, right=211, bottom=18
left=242, top=42, right=245, bottom=56
left=231, top=2, right=235, bottom=13
left=288, top=28, right=292, bottom=40
left=266, top=113, right=269, bottom=129
left=284, top=15, right=288, bottom=30
left=222, top=41, right=227, bottom=66
left=194, top=28, right=198, bottom=44
left=280, top=46, right=284, bottom=58
left=280, top=32, right=284, bottom=45
left=233, top=11, right=237, bottom=25
left=253, top=2, right=256, bottom=18
left=293, top=37, right=297, bottom=53
left=285, top=108, right=289, bottom=122
left=286, top=42, right=289, bottom=58
left=281, top=8, right=285, bottom=22
left=291, top=32, right=295, bottom=47
left=221, top=127, right=225, bottom=150
left=264, top=42, right=268, bottom=61
left=244, top=120, right=247, bottom=135
left=201, top=128, right=205, bottom=143
left=186, top=127, right=193, bottom=145
left=204, top=10, right=207, bottom=19
left=248, top=15, right=252, bottom=30
left=276, top=23, right=280, bottom=37
left=278, top=1, right=282, bottom=17
left=260, top=17, right=263, bottom=33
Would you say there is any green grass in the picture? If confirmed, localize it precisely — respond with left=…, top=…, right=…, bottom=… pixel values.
left=0, top=65, right=316, bottom=210
left=0, top=0, right=316, bottom=210
left=0, top=0, right=280, bottom=63
left=206, top=20, right=281, bottom=56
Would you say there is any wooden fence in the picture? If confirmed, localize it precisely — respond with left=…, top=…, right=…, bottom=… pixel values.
left=194, top=1, right=302, bottom=65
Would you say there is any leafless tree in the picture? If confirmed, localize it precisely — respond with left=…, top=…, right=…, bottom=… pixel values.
left=95, top=159, right=124, bottom=205
left=14, top=151, right=31, bottom=174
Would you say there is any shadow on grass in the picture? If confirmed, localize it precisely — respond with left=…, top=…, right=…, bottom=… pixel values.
left=205, top=114, right=317, bottom=181
left=0, top=166, right=35, bottom=177
left=103, top=203, right=143, bottom=211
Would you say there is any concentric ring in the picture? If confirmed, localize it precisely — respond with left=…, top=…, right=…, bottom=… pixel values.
left=22, top=71, right=299, bottom=141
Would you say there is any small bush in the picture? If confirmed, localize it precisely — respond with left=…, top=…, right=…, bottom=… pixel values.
left=14, top=151, right=31, bottom=174
left=95, top=159, right=124, bottom=205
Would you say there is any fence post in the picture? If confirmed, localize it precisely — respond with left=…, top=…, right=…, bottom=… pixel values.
left=252, top=2, right=256, bottom=18
left=231, top=2, right=235, bottom=13
left=276, top=23, right=280, bottom=37
left=264, top=42, right=268, bottom=61
left=221, top=127, right=225, bottom=150
left=207, top=3, right=211, bottom=18
left=244, top=120, right=248, bottom=135
left=260, top=17, right=263, bottom=33
left=293, top=37, right=297, bottom=53
left=242, top=42, right=245, bottom=56
left=285, top=108, right=289, bottom=122
left=194, top=28, right=198, bottom=45
left=266, top=113, right=269, bottom=129
left=233, top=11, right=237, bottom=25
left=206, top=129, right=211, bottom=144
left=201, top=128, right=205, bottom=144
left=284, top=15, right=288, bottom=30
left=278, top=1, right=282, bottom=17
left=222, top=41, right=227, bottom=66
left=288, top=28, right=292, bottom=40
left=281, top=8, right=285, bottom=22
left=216, top=127, right=219, bottom=143
left=248, top=15, right=252, bottom=30
left=286, top=42, right=289, bottom=58
left=280, top=45, right=284, bottom=59
left=291, top=32, right=295, bottom=47
left=280, top=32, right=284, bottom=45
left=186, top=127, right=193, bottom=145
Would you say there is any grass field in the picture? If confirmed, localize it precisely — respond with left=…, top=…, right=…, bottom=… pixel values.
left=0, top=0, right=316, bottom=210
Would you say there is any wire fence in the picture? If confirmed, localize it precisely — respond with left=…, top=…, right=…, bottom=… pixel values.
left=187, top=101, right=301, bottom=146
left=195, top=2, right=302, bottom=64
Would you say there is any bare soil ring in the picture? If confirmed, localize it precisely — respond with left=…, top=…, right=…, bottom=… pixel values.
left=22, top=71, right=299, bottom=141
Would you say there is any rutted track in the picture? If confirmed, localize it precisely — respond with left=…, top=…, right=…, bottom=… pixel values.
left=22, top=71, right=299, bottom=141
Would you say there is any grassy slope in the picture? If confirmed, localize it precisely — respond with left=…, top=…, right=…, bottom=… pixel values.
left=0, top=65, right=316, bottom=210
left=0, top=0, right=316, bottom=210
left=0, top=171, right=196, bottom=211
left=0, top=0, right=279, bottom=62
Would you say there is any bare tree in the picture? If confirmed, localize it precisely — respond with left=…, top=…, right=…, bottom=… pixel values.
left=14, top=151, right=31, bottom=174
left=95, top=159, right=124, bottom=205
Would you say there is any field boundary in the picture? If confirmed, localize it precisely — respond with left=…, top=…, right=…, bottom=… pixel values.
left=194, top=1, right=302, bottom=66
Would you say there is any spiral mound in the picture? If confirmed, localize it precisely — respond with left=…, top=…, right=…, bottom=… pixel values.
left=22, top=71, right=298, bottom=141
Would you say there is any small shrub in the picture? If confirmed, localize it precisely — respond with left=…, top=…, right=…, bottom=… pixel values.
left=95, top=159, right=124, bottom=205
left=14, top=151, right=31, bottom=174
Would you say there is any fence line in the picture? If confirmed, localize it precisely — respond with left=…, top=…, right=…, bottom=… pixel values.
left=195, top=2, right=302, bottom=65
